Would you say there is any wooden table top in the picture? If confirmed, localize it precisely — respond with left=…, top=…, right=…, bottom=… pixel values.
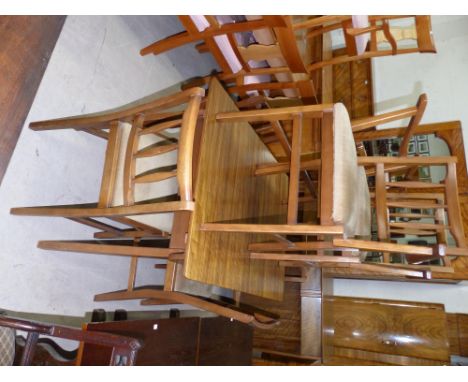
left=184, top=78, right=288, bottom=300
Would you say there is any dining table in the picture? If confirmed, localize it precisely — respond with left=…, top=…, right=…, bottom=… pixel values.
left=183, top=78, right=289, bottom=301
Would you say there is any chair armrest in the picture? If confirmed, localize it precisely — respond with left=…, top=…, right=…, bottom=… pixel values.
left=351, top=105, right=418, bottom=132
left=357, top=156, right=457, bottom=166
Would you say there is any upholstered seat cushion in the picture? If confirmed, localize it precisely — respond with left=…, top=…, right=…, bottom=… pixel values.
left=332, top=103, right=371, bottom=238
left=0, top=326, right=15, bottom=366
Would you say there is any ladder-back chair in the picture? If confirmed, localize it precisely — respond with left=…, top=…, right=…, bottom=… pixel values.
left=10, top=88, right=277, bottom=329
left=334, top=156, right=468, bottom=275
left=201, top=102, right=371, bottom=265
left=141, top=16, right=318, bottom=102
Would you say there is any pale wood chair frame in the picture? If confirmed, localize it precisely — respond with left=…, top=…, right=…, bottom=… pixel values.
left=334, top=156, right=468, bottom=271
left=11, top=87, right=205, bottom=245
left=10, top=88, right=278, bottom=328
left=351, top=93, right=428, bottom=156
left=200, top=103, right=362, bottom=266
left=305, top=15, right=436, bottom=72
left=141, top=16, right=318, bottom=101
left=147, top=15, right=435, bottom=94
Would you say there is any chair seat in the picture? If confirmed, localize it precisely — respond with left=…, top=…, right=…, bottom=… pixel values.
left=0, top=326, right=15, bottom=366
left=332, top=103, right=371, bottom=238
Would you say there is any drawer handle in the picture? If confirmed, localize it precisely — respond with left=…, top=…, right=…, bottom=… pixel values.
left=382, top=339, right=397, bottom=346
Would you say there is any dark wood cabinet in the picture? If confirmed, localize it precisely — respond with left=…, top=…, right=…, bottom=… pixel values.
left=79, top=316, right=253, bottom=366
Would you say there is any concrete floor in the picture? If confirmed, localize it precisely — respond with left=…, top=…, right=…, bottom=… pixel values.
left=0, top=16, right=217, bottom=317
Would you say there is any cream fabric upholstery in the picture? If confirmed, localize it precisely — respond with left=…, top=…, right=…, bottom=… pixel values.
left=0, top=326, right=15, bottom=366
left=332, top=103, right=371, bottom=238
left=110, top=122, right=178, bottom=233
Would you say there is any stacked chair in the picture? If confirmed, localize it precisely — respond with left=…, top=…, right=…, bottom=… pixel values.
left=11, top=87, right=278, bottom=328
left=141, top=16, right=435, bottom=103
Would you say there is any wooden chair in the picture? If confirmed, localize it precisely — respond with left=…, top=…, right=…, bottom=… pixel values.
left=142, top=16, right=435, bottom=99
left=305, top=16, right=436, bottom=72
left=334, top=156, right=468, bottom=273
left=10, top=88, right=277, bottom=329
left=200, top=102, right=371, bottom=265
left=0, top=315, right=141, bottom=365
left=141, top=16, right=318, bottom=102
left=199, top=104, right=432, bottom=280
left=11, top=87, right=205, bottom=255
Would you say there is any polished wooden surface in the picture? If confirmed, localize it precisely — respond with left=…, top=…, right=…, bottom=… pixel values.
left=300, top=268, right=323, bottom=357
left=80, top=316, right=253, bottom=366
left=241, top=281, right=301, bottom=354
left=184, top=78, right=288, bottom=300
left=322, top=296, right=451, bottom=365
left=0, top=315, right=141, bottom=366
left=0, top=16, right=65, bottom=185
left=447, top=313, right=468, bottom=357
left=446, top=313, right=462, bottom=355
left=458, top=313, right=468, bottom=356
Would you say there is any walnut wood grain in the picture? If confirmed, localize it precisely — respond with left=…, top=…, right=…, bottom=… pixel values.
left=322, top=296, right=450, bottom=365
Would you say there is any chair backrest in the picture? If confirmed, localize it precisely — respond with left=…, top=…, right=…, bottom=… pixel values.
left=96, top=87, right=204, bottom=210
left=369, top=16, right=436, bottom=53
left=305, top=15, right=436, bottom=72
left=0, top=315, right=141, bottom=366
left=141, top=16, right=317, bottom=101
left=359, top=156, right=467, bottom=266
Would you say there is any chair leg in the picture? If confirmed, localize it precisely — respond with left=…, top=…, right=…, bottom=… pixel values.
left=37, top=240, right=182, bottom=259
